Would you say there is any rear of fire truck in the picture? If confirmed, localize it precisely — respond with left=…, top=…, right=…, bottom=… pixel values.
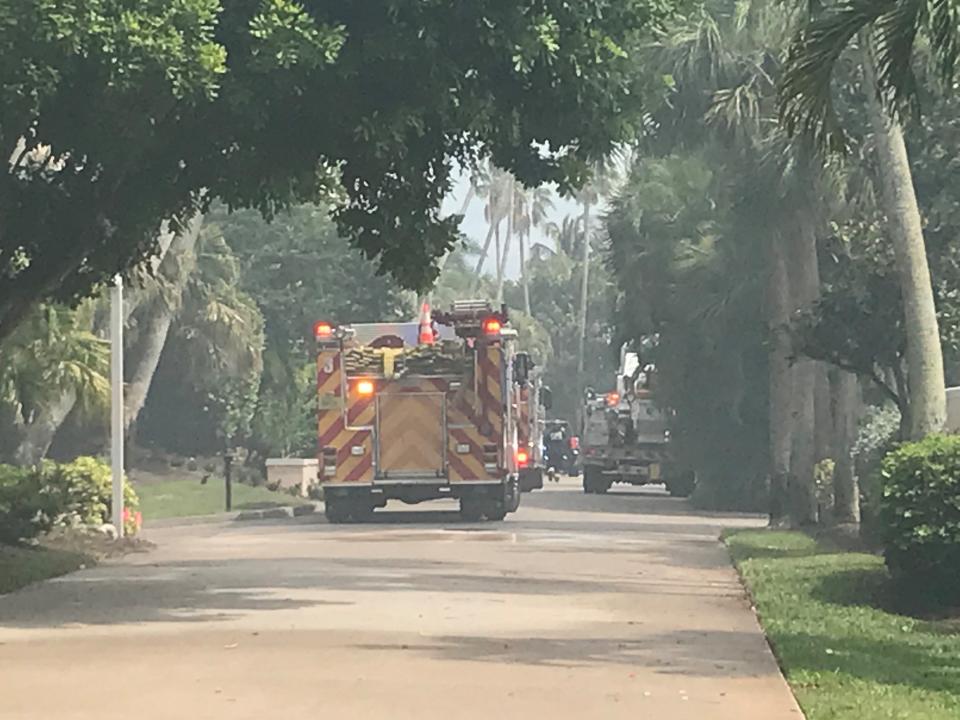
left=315, top=300, right=525, bottom=522
left=515, top=363, right=545, bottom=492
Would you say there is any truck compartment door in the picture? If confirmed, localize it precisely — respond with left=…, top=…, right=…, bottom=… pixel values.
left=375, top=393, right=446, bottom=478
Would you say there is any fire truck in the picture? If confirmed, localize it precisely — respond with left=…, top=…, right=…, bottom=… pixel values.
left=515, top=366, right=546, bottom=492
left=314, top=300, right=530, bottom=522
left=580, top=344, right=693, bottom=496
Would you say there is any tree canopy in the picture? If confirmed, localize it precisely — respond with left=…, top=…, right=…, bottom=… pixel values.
left=0, top=0, right=679, bottom=341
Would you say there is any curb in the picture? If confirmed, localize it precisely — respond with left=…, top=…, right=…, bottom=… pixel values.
left=145, top=503, right=320, bottom=528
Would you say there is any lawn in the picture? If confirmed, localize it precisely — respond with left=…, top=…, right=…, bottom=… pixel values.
left=726, top=530, right=960, bottom=720
left=135, top=478, right=308, bottom=520
left=0, top=545, right=89, bottom=595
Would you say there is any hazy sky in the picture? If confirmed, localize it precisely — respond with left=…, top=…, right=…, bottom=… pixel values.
left=439, top=172, right=582, bottom=279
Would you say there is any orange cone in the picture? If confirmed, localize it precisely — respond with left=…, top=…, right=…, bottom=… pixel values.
left=418, top=302, right=434, bottom=345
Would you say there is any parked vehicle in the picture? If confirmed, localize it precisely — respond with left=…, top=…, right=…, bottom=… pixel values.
left=544, top=419, right=579, bottom=480
left=580, top=343, right=694, bottom=497
left=315, top=300, right=526, bottom=522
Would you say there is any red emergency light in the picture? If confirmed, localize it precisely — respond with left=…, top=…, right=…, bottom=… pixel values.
left=516, top=449, right=529, bottom=468
left=606, top=392, right=620, bottom=407
left=314, top=321, right=334, bottom=339
left=482, top=317, right=502, bottom=335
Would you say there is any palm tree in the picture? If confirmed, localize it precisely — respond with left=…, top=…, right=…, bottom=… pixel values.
left=514, top=185, right=555, bottom=314
left=0, top=303, right=110, bottom=464
left=472, top=164, right=511, bottom=282
left=650, top=0, right=825, bottom=525
left=570, top=156, right=625, bottom=408
left=545, top=215, right=583, bottom=258
left=780, top=0, right=950, bottom=439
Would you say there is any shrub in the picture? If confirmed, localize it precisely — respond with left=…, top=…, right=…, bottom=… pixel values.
left=41, top=457, right=139, bottom=529
left=0, top=465, right=62, bottom=544
left=880, top=434, right=960, bottom=603
left=0, top=457, right=140, bottom=544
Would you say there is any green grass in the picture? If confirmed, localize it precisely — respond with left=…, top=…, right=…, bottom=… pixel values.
left=0, top=545, right=90, bottom=594
left=726, top=530, right=960, bottom=720
left=135, top=479, right=308, bottom=520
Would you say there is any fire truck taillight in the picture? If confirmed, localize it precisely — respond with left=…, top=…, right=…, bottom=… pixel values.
left=314, top=321, right=334, bottom=339
left=482, top=317, right=502, bottom=335
left=356, top=379, right=375, bottom=396
left=516, top=449, right=529, bottom=468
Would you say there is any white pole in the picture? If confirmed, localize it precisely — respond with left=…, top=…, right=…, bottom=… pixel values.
left=110, top=275, right=125, bottom=538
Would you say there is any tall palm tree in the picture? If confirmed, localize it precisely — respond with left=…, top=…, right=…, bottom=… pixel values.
left=0, top=303, right=110, bottom=464
left=514, top=185, right=555, bottom=314
left=496, top=174, right=516, bottom=303
left=545, top=215, right=583, bottom=258
left=571, top=156, right=625, bottom=406
left=780, top=0, right=951, bottom=439
left=652, top=0, right=824, bottom=525
left=472, top=164, right=511, bottom=282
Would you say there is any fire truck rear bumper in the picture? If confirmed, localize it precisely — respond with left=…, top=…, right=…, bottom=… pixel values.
left=322, top=478, right=508, bottom=506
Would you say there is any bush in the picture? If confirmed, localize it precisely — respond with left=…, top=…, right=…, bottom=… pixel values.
left=0, top=466, right=62, bottom=544
left=0, top=458, right=140, bottom=544
left=41, top=457, right=139, bottom=528
left=880, top=434, right=960, bottom=603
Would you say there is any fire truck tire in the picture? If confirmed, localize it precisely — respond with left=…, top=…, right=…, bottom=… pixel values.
left=666, top=470, right=696, bottom=498
left=505, top=476, right=521, bottom=512
left=583, top=467, right=600, bottom=494
left=324, top=497, right=350, bottom=524
left=347, top=502, right=375, bottom=523
left=460, top=497, right=484, bottom=522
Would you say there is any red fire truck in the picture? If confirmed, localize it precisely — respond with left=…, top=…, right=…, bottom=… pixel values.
left=315, top=300, right=528, bottom=522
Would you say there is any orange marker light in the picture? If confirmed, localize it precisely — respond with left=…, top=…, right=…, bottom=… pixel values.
left=314, top=321, right=333, bottom=339
left=482, top=317, right=502, bottom=335
left=606, top=392, right=620, bottom=407
left=517, top=449, right=529, bottom=467
left=356, top=379, right=375, bottom=396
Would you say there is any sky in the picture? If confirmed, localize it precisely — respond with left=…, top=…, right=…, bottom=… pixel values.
left=439, top=172, right=583, bottom=279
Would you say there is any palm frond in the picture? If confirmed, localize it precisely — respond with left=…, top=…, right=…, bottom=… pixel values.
left=780, top=0, right=893, bottom=151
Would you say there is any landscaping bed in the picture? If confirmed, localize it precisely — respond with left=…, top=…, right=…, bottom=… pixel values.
left=726, top=530, right=960, bottom=720
left=134, top=477, right=309, bottom=520
left=0, top=544, right=90, bottom=595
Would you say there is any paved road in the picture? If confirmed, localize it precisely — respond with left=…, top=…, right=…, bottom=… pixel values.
left=0, top=480, right=803, bottom=720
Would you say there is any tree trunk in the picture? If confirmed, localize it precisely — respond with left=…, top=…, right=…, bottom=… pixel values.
left=124, top=220, right=201, bottom=436
left=815, top=367, right=832, bottom=462
left=472, top=219, right=499, bottom=279
left=576, top=199, right=591, bottom=379
left=768, top=232, right=793, bottom=525
left=831, top=369, right=861, bottom=524
left=520, top=228, right=531, bottom=315
left=863, top=45, right=946, bottom=440
left=496, top=180, right=514, bottom=303
left=433, top=184, right=478, bottom=289
left=787, top=213, right=820, bottom=526
left=456, top=183, right=476, bottom=218
left=12, top=388, right=77, bottom=466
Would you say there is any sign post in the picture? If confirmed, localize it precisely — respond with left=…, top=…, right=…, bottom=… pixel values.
left=110, top=275, right=125, bottom=538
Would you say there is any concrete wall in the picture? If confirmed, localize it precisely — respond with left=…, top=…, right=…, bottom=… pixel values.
left=265, top=459, right=319, bottom=497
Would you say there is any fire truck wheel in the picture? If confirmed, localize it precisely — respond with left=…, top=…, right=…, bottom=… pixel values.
left=582, top=467, right=599, bottom=494
left=324, top=497, right=350, bottom=524
left=666, top=470, right=696, bottom=498
left=347, top=501, right=375, bottom=523
left=459, top=497, right=483, bottom=522
left=485, top=503, right=507, bottom=522
left=505, top=477, right=521, bottom=512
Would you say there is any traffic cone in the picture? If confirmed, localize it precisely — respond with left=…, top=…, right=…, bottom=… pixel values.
left=418, top=302, right=434, bottom=345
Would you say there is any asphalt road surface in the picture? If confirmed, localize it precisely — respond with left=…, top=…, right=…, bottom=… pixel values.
left=0, top=479, right=804, bottom=720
